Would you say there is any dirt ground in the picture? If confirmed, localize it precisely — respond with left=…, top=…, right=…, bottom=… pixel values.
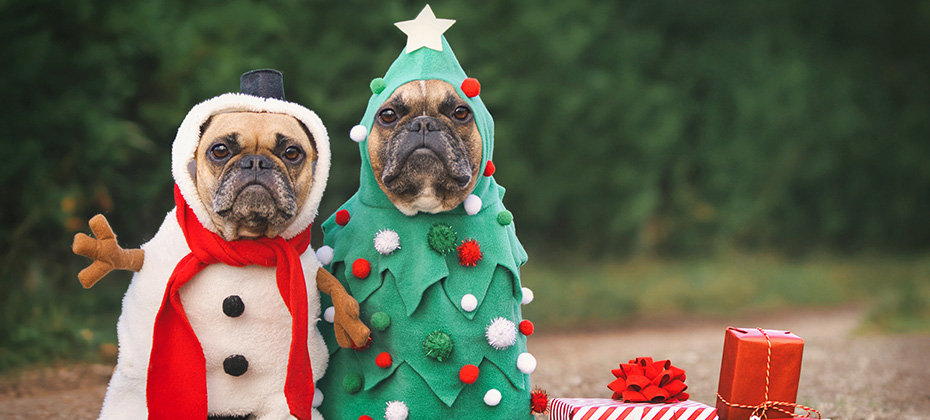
left=1, top=306, right=927, bottom=420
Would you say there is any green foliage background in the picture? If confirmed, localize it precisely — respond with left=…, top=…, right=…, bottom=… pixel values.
left=1, top=0, right=928, bottom=370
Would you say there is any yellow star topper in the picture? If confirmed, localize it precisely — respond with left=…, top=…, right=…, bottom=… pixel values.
left=395, top=5, right=455, bottom=53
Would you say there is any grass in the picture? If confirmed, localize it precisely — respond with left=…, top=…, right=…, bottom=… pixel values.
left=0, top=269, right=125, bottom=373
left=521, top=252, right=930, bottom=333
left=2, top=253, right=929, bottom=373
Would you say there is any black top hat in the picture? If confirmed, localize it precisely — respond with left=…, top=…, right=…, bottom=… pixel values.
left=240, top=69, right=286, bottom=101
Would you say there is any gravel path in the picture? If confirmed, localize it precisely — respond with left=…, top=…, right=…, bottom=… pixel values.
left=532, top=306, right=930, bottom=420
left=1, top=307, right=927, bottom=419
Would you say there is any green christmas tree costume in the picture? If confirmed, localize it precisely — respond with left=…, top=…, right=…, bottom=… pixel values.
left=317, top=11, right=534, bottom=420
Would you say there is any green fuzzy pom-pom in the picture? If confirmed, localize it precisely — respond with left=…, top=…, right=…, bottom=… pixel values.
left=371, top=311, right=391, bottom=331
left=370, top=78, right=386, bottom=94
left=497, top=210, right=514, bottom=226
left=427, top=224, right=458, bottom=255
left=342, top=373, right=363, bottom=394
left=422, top=330, right=454, bottom=362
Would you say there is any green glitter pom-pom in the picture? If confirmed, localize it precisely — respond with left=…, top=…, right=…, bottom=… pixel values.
left=427, top=224, right=458, bottom=255
left=371, top=311, right=391, bottom=331
left=342, top=373, right=363, bottom=394
left=370, top=78, right=386, bottom=94
left=497, top=210, right=514, bottom=226
left=422, top=330, right=454, bottom=362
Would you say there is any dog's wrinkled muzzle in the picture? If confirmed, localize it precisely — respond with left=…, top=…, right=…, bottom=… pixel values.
left=212, top=154, right=298, bottom=228
left=381, top=116, right=472, bottom=187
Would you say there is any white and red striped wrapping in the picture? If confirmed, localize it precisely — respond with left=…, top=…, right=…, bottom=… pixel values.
left=550, top=398, right=719, bottom=420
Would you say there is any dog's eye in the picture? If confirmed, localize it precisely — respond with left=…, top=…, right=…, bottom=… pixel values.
left=283, top=146, right=302, bottom=162
left=452, top=106, right=471, bottom=121
left=211, top=144, right=230, bottom=159
left=379, top=109, right=398, bottom=124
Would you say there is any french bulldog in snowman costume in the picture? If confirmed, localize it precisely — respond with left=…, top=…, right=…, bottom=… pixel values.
left=73, top=70, right=369, bottom=420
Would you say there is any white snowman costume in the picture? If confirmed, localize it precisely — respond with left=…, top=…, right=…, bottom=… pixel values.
left=98, top=86, right=331, bottom=420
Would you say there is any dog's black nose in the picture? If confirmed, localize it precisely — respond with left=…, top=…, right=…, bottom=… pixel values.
left=407, top=116, right=442, bottom=133
left=239, top=155, right=275, bottom=170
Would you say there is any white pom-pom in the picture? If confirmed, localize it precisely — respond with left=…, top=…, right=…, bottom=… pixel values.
left=461, top=294, right=478, bottom=312
left=464, top=194, right=482, bottom=215
left=517, top=352, right=537, bottom=374
left=312, top=388, right=323, bottom=407
left=385, top=400, right=409, bottom=420
left=521, top=287, right=534, bottom=305
left=323, top=306, right=335, bottom=323
left=349, top=124, right=368, bottom=142
left=373, top=229, right=401, bottom=255
left=483, top=389, right=502, bottom=406
left=485, top=317, right=517, bottom=350
left=316, top=246, right=334, bottom=265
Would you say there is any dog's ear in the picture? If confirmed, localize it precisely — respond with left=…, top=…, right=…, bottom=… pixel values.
left=295, top=119, right=317, bottom=162
left=199, top=115, right=214, bottom=137
left=189, top=116, right=216, bottom=182
left=188, top=160, right=197, bottom=183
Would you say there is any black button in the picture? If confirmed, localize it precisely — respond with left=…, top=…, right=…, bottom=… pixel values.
left=223, top=295, right=244, bottom=317
left=224, top=354, right=248, bottom=376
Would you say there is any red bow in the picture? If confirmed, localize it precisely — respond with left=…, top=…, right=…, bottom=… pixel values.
left=146, top=185, right=313, bottom=419
left=608, top=357, right=689, bottom=403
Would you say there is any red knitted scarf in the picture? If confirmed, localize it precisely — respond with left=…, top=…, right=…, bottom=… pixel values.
left=147, top=185, right=313, bottom=419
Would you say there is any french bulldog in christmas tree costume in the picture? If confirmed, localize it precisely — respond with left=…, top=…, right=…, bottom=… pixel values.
left=73, top=70, right=369, bottom=420
left=316, top=6, right=536, bottom=420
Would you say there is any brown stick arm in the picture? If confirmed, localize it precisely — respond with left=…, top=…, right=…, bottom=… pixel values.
left=316, top=266, right=371, bottom=348
left=72, top=214, right=144, bottom=288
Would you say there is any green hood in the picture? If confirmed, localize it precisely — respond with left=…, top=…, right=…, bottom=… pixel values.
left=355, top=35, right=497, bottom=211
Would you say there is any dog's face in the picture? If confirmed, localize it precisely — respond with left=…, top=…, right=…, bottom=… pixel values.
left=368, top=79, right=483, bottom=215
left=193, top=112, right=317, bottom=240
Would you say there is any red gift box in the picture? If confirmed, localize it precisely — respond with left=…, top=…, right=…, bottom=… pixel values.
left=550, top=398, right=719, bottom=420
left=715, top=327, right=805, bottom=420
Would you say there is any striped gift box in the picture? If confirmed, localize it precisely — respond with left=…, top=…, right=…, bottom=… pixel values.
left=550, top=398, right=719, bottom=420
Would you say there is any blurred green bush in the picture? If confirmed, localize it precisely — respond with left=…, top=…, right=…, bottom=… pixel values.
left=1, top=1, right=928, bottom=370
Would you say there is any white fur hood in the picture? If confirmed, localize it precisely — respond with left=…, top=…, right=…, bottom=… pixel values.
left=170, top=92, right=331, bottom=240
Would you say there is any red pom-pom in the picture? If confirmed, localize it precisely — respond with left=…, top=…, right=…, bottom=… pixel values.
left=457, top=239, right=482, bottom=267
left=519, top=320, right=535, bottom=336
left=375, top=352, right=392, bottom=368
left=483, top=160, right=495, bottom=177
left=530, top=387, right=550, bottom=414
left=461, top=77, right=481, bottom=98
left=335, top=209, right=350, bottom=226
left=359, top=416, right=373, bottom=420
left=352, top=258, right=371, bottom=279
left=459, top=364, right=479, bottom=384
